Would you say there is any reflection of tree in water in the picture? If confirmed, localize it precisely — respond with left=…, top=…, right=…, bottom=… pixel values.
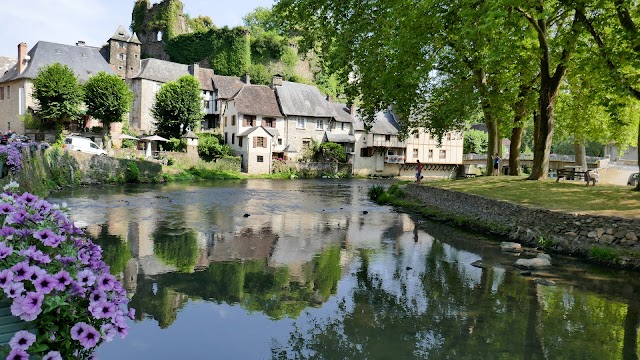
left=92, top=224, right=131, bottom=274
left=128, top=274, right=189, bottom=329
left=272, top=242, right=635, bottom=359
left=129, top=246, right=343, bottom=326
left=153, top=222, right=199, bottom=273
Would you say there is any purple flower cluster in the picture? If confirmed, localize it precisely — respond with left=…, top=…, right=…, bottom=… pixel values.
left=0, top=143, right=24, bottom=174
left=0, top=185, right=133, bottom=358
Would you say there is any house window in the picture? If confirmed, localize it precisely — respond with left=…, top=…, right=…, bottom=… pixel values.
left=239, top=137, right=243, bottom=147
left=316, top=119, right=323, bottom=130
left=385, top=134, right=391, bottom=141
left=232, top=115, right=236, bottom=126
left=232, top=133, right=235, bottom=144
left=224, top=132, right=228, bottom=144
left=439, top=150, right=446, bottom=159
left=244, top=115, right=256, bottom=127
left=302, top=139, right=310, bottom=149
left=341, top=122, right=345, bottom=130
left=297, top=118, right=305, bottom=129
left=428, top=149, right=433, bottom=158
left=387, top=149, right=394, bottom=156
left=415, top=132, right=420, bottom=139
left=257, top=155, right=264, bottom=163
left=263, top=117, right=275, bottom=127
left=0, top=87, right=4, bottom=100
left=118, top=66, right=123, bottom=70
left=360, top=147, right=373, bottom=157
left=447, top=133, right=451, bottom=141
left=254, top=137, right=266, bottom=148
left=203, top=100, right=210, bottom=110
left=277, top=138, right=282, bottom=145
left=7, top=86, right=10, bottom=100
left=413, top=149, right=418, bottom=158
left=118, top=42, right=125, bottom=48
left=224, top=117, right=228, bottom=127
left=118, top=53, right=126, bottom=61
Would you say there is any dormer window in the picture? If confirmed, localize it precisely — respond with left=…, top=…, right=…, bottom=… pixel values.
left=118, top=41, right=125, bottom=48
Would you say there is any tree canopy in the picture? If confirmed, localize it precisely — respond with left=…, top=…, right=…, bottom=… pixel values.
left=84, top=72, right=134, bottom=137
left=151, top=75, right=204, bottom=138
left=32, top=63, right=83, bottom=124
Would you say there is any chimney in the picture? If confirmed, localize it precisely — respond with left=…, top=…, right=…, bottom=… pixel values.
left=350, top=103, right=356, bottom=116
left=17, top=43, right=28, bottom=74
left=244, top=73, right=251, bottom=84
left=271, top=74, right=282, bottom=88
left=189, top=63, right=200, bottom=77
left=76, top=41, right=86, bottom=47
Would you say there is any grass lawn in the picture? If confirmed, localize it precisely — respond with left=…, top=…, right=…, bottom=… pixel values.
left=425, top=176, right=640, bottom=219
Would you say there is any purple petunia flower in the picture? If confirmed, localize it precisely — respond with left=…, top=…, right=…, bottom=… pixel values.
left=76, top=270, right=96, bottom=287
left=0, top=268, right=14, bottom=288
left=6, top=347, right=29, bottom=360
left=70, top=322, right=87, bottom=340
left=128, top=307, right=136, bottom=320
left=14, top=228, right=32, bottom=238
left=19, top=291, right=44, bottom=320
left=89, top=290, right=107, bottom=304
left=9, top=330, right=36, bottom=350
left=17, top=192, right=38, bottom=206
left=96, top=273, right=116, bottom=292
left=5, top=208, right=27, bottom=225
left=11, top=261, right=33, bottom=281
left=0, top=241, right=13, bottom=259
left=0, top=225, right=16, bottom=237
left=27, top=266, right=46, bottom=284
left=0, top=202, right=15, bottom=214
left=77, top=323, right=100, bottom=349
left=42, top=351, right=62, bottom=360
left=4, top=281, right=25, bottom=299
left=33, top=274, right=56, bottom=294
left=53, top=270, right=72, bottom=291
left=101, top=323, right=117, bottom=342
left=89, top=300, right=116, bottom=319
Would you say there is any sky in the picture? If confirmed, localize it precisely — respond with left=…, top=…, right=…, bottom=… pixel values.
left=0, top=0, right=276, bottom=58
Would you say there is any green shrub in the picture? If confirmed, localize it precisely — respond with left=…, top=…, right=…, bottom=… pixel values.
left=125, top=161, right=141, bottom=183
left=368, top=184, right=386, bottom=201
left=197, top=133, right=232, bottom=160
left=588, top=246, right=619, bottom=263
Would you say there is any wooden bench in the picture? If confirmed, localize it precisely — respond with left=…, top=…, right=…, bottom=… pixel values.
left=556, top=169, right=598, bottom=186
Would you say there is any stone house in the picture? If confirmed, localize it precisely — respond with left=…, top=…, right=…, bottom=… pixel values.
left=222, top=84, right=284, bottom=173
left=0, top=41, right=115, bottom=135
left=273, top=78, right=335, bottom=161
left=210, top=74, right=245, bottom=133
left=128, top=58, right=214, bottom=134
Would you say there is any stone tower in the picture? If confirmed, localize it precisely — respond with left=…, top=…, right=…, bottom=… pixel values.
left=106, top=25, right=141, bottom=79
left=131, top=0, right=190, bottom=61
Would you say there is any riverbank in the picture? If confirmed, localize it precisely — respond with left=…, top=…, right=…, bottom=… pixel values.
left=373, top=180, right=640, bottom=269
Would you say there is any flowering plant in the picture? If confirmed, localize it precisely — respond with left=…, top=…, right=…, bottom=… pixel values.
left=0, top=182, right=132, bottom=359
left=0, top=143, right=24, bottom=174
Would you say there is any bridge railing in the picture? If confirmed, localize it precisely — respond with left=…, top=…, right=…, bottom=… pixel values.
left=463, top=153, right=607, bottom=163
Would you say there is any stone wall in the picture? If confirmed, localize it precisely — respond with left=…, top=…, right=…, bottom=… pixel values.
left=401, top=184, right=640, bottom=268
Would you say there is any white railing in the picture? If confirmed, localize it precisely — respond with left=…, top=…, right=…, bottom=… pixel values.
left=463, top=153, right=607, bottom=163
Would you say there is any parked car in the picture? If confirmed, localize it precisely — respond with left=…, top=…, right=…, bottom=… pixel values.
left=628, top=173, right=639, bottom=186
left=63, top=136, right=107, bottom=156
left=0, top=131, right=16, bottom=145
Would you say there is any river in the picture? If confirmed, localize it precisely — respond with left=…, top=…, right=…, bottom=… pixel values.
left=48, top=179, right=640, bottom=359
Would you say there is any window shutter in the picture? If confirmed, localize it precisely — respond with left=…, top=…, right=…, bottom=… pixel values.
left=253, top=137, right=257, bottom=148
left=262, top=137, right=267, bottom=148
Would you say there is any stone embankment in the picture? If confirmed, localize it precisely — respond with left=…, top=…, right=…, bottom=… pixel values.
left=401, top=184, right=640, bottom=268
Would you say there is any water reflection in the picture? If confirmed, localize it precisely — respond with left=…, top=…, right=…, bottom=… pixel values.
left=49, top=180, right=640, bottom=359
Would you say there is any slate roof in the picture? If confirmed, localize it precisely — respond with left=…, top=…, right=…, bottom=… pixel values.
left=238, top=126, right=275, bottom=137
left=0, top=41, right=114, bottom=83
left=110, top=25, right=131, bottom=42
left=212, top=75, right=244, bottom=99
left=198, top=68, right=214, bottom=91
left=324, top=131, right=356, bottom=143
left=233, top=85, right=283, bottom=118
left=129, top=33, right=142, bottom=45
left=132, top=58, right=212, bottom=90
left=353, top=109, right=400, bottom=135
left=275, top=81, right=333, bottom=118
left=329, top=102, right=354, bottom=123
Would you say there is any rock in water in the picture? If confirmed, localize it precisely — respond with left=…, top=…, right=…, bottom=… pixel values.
left=514, top=257, right=551, bottom=270
left=500, top=242, right=522, bottom=252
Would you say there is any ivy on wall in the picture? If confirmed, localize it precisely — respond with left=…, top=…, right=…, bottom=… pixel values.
left=131, top=0, right=149, bottom=34
left=165, top=27, right=251, bottom=76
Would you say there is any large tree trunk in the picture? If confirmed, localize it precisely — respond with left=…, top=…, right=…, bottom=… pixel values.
left=574, top=140, right=587, bottom=171
left=473, top=68, right=500, bottom=176
left=509, top=86, right=532, bottom=176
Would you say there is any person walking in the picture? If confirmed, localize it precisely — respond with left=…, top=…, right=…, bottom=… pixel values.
left=493, top=153, right=501, bottom=176
left=416, top=160, right=423, bottom=184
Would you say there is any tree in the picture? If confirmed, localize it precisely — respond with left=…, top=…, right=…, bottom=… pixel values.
left=84, top=72, right=134, bottom=149
left=243, top=6, right=278, bottom=34
left=32, top=63, right=83, bottom=127
left=151, top=75, right=204, bottom=139
left=463, top=129, right=489, bottom=155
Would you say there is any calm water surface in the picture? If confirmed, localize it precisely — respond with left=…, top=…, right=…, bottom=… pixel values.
left=49, top=180, right=640, bottom=359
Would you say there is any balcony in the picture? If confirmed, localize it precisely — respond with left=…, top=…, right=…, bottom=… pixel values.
left=385, top=155, right=405, bottom=164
